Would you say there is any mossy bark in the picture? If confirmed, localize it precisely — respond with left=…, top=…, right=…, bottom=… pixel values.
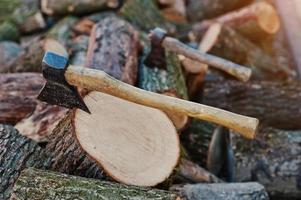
left=202, top=80, right=301, bottom=130
left=10, top=168, right=180, bottom=200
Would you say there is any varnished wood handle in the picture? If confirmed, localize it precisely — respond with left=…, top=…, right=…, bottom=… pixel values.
left=65, top=65, right=258, bottom=139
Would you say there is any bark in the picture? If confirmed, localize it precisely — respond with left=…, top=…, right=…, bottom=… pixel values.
left=171, top=182, right=269, bottom=200
left=0, top=73, right=44, bottom=125
left=138, top=33, right=188, bottom=130
left=70, top=35, right=90, bottom=66
left=194, top=25, right=290, bottom=80
left=186, top=0, right=252, bottom=22
left=0, top=41, right=22, bottom=73
left=233, top=127, right=301, bottom=199
left=119, top=0, right=171, bottom=32
left=41, top=0, right=121, bottom=16
left=193, top=2, right=280, bottom=41
left=0, top=125, right=45, bottom=200
left=86, top=15, right=139, bottom=85
left=202, top=80, right=301, bottom=130
left=10, top=168, right=180, bottom=200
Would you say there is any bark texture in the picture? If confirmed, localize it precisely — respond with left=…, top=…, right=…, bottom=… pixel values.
left=171, top=182, right=269, bottom=200
left=86, top=15, right=139, bottom=85
left=0, top=73, right=44, bottom=125
left=233, top=128, right=301, bottom=199
left=202, top=80, right=301, bottom=130
left=0, top=125, right=44, bottom=200
left=0, top=41, right=22, bottom=73
left=186, top=0, right=252, bottom=22
left=10, top=168, right=180, bottom=200
left=119, top=0, right=170, bottom=32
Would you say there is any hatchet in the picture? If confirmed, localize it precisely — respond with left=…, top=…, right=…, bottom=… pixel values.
left=38, top=51, right=258, bottom=139
left=144, top=28, right=252, bottom=82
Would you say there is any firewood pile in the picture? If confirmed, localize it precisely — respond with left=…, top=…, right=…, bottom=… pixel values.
left=0, top=0, right=300, bottom=199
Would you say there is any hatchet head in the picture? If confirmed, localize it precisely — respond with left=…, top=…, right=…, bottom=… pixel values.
left=143, top=28, right=168, bottom=69
left=38, top=51, right=90, bottom=113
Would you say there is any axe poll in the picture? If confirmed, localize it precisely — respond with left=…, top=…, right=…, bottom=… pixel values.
left=38, top=51, right=258, bottom=139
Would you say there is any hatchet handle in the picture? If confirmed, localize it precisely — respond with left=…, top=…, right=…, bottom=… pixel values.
left=65, top=65, right=258, bottom=139
left=162, top=37, right=252, bottom=82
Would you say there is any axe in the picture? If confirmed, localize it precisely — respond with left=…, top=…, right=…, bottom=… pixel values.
left=38, top=51, right=258, bottom=139
left=144, top=28, right=252, bottom=82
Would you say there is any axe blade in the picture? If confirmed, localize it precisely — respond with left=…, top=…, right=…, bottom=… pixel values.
left=38, top=51, right=90, bottom=113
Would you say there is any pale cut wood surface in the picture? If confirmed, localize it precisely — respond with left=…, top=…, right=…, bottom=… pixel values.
left=74, top=91, right=180, bottom=186
left=65, top=66, right=259, bottom=139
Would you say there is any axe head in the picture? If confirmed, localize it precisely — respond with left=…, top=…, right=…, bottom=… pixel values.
left=143, top=28, right=167, bottom=69
left=38, top=51, right=90, bottom=113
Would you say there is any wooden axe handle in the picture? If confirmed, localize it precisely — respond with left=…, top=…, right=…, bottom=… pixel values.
left=163, top=37, right=252, bottom=82
left=65, top=65, right=258, bottom=139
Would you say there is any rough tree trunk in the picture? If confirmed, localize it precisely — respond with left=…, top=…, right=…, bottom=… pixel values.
left=171, top=182, right=269, bottom=200
left=86, top=15, right=139, bottom=85
left=202, top=80, right=301, bottom=130
left=193, top=25, right=290, bottom=80
left=0, top=73, right=44, bottom=125
left=186, top=0, right=252, bottom=22
left=0, top=125, right=45, bottom=200
left=10, top=168, right=180, bottom=200
left=138, top=33, right=188, bottom=130
left=233, top=127, right=301, bottom=199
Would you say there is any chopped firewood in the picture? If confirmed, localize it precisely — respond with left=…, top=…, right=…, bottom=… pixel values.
left=86, top=15, right=139, bottom=85
left=0, top=125, right=45, bottom=200
left=10, top=168, right=181, bottom=200
left=194, top=2, right=280, bottom=41
left=159, top=0, right=187, bottom=23
left=0, top=41, right=22, bottom=72
left=41, top=0, right=121, bottom=16
left=193, top=24, right=291, bottom=79
left=139, top=33, right=189, bottom=130
left=73, top=91, right=180, bottom=186
left=0, top=73, right=44, bottom=125
left=233, top=127, right=301, bottom=199
left=186, top=0, right=252, bottom=22
left=202, top=80, right=301, bottom=130
left=171, top=182, right=269, bottom=200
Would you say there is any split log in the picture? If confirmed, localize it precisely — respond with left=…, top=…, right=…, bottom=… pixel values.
left=119, top=0, right=171, bottom=32
left=186, top=0, right=252, bottom=22
left=86, top=15, right=139, bottom=85
left=139, top=33, right=188, bottom=130
left=202, top=80, right=301, bottom=130
left=158, top=0, right=187, bottom=23
left=0, top=73, right=44, bottom=125
left=193, top=2, right=280, bottom=41
left=41, top=0, right=121, bottom=16
left=0, top=41, right=22, bottom=73
left=10, top=168, right=180, bottom=200
left=193, top=24, right=290, bottom=80
left=0, top=21, right=19, bottom=41
left=233, top=127, right=301, bottom=199
left=171, top=182, right=269, bottom=200
left=0, top=125, right=45, bottom=200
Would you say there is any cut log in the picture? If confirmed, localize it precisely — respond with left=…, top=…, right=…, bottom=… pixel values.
left=0, top=73, right=44, bottom=125
left=139, top=33, right=188, bottom=130
left=119, top=0, right=171, bottom=32
left=202, top=80, right=301, bottom=130
left=159, top=0, right=187, bottom=23
left=194, top=2, right=280, bottom=41
left=171, top=182, right=269, bottom=200
left=186, top=0, right=252, bottom=22
left=233, top=127, right=301, bottom=199
left=10, top=168, right=180, bottom=200
left=0, top=41, right=22, bottom=73
left=73, top=91, right=180, bottom=186
left=41, top=0, right=121, bottom=16
left=193, top=24, right=290, bottom=80
left=86, top=15, right=139, bottom=85
left=0, top=125, right=45, bottom=200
